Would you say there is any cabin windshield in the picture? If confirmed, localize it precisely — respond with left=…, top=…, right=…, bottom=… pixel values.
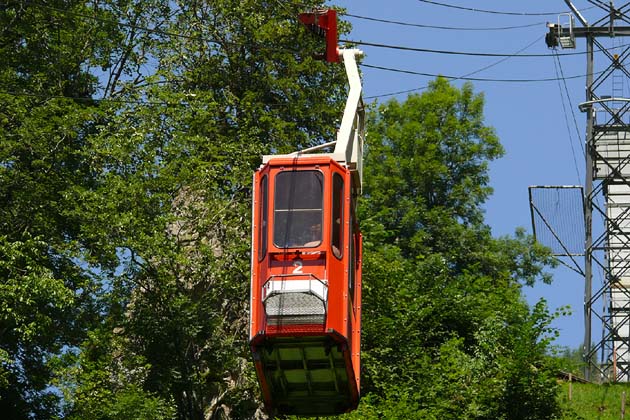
left=274, top=170, right=323, bottom=248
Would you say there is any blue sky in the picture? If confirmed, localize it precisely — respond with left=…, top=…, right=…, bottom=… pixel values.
left=330, top=0, right=616, bottom=349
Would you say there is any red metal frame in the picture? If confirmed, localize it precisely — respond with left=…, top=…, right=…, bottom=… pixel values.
left=250, top=155, right=361, bottom=415
left=298, top=9, right=340, bottom=63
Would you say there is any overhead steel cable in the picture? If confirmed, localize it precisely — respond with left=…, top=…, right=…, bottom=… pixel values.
left=364, top=35, right=551, bottom=99
left=342, top=13, right=545, bottom=31
left=417, top=0, right=595, bottom=16
left=340, top=38, right=627, bottom=57
left=456, top=35, right=544, bottom=77
left=552, top=50, right=583, bottom=183
left=364, top=86, right=426, bottom=99
left=361, top=63, right=599, bottom=83
left=31, top=2, right=621, bottom=60
left=554, top=51, right=585, bottom=151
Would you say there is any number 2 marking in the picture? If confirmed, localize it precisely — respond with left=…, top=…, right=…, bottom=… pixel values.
left=292, top=261, right=303, bottom=274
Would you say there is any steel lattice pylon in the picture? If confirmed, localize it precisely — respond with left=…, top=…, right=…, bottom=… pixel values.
left=547, top=0, right=630, bottom=382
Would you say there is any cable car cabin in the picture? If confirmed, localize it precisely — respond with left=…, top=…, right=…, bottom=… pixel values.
left=250, top=155, right=362, bottom=416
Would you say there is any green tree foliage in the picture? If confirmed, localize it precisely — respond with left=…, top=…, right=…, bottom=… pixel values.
left=0, top=1, right=113, bottom=416
left=343, top=79, right=562, bottom=419
left=3, top=1, right=348, bottom=419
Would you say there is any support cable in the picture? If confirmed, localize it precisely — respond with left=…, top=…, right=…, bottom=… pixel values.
left=365, top=35, right=564, bottom=99
left=362, top=62, right=602, bottom=83
left=417, top=0, right=594, bottom=16
left=342, top=13, right=546, bottom=31
left=341, top=38, right=604, bottom=57
left=29, top=2, right=630, bottom=59
left=552, top=50, right=585, bottom=183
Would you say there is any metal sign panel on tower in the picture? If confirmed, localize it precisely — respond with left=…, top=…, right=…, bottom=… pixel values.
left=594, top=130, right=630, bottom=179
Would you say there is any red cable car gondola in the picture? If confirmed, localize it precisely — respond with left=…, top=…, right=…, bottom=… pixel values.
left=249, top=10, right=365, bottom=416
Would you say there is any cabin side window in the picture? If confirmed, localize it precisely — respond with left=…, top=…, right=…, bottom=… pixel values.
left=274, top=171, right=323, bottom=248
left=258, top=175, right=268, bottom=261
left=331, top=173, right=344, bottom=258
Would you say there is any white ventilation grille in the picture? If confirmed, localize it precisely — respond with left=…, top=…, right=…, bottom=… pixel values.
left=262, top=277, right=328, bottom=326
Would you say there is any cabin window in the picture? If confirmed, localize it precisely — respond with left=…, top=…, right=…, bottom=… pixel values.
left=258, top=175, right=268, bottom=261
left=331, top=173, right=344, bottom=258
left=274, top=170, right=323, bottom=248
